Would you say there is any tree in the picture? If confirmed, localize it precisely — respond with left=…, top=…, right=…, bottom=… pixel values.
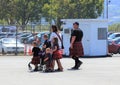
left=42, top=0, right=104, bottom=28
left=0, top=0, right=44, bottom=30
left=0, top=0, right=104, bottom=29
left=109, top=23, right=120, bottom=32
left=14, top=0, right=43, bottom=30
left=0, top=0, right=16, bottom=24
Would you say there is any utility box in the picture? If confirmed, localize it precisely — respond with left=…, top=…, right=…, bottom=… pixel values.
left=61, top=19, right=108, bottom=57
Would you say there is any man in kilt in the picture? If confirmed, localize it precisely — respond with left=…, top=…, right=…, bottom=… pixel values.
left=70, top=22, right=84, bottom=69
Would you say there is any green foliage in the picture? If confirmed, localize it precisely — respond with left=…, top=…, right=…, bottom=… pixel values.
left=0, top=0, right=104, bottom=29
left=109, top=23, right=120, bottom=32
left=42, top=0, right=104, bottom=27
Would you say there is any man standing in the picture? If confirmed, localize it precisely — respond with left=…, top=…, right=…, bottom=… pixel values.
left=70, top=22, right=84, bottom=69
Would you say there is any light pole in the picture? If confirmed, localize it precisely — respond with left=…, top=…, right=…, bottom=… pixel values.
left=15, top=24, right=18, bottom=55
left=106, top=0, right=111, bottom=19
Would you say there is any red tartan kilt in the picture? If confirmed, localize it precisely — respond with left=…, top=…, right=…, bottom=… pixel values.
left=69, top=42, right=84, bottom=56
left=53, top=50, right=62, bottom=59
left=31, top=57, right=40, bottom=65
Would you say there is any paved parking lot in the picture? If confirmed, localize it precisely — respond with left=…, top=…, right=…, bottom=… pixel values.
left=0, top=55, right=120, bottom=85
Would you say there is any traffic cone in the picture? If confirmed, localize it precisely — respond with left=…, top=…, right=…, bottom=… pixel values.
left=28, top=46, right=32, bottom=56
left=24, top=45, right=27, bottom=56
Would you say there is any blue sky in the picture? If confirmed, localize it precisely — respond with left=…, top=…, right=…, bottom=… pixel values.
left=108, top=0, right=120, bottom=24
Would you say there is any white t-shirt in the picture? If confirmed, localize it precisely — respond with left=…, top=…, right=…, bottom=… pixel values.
left=50, top=32, right=62, bottom=49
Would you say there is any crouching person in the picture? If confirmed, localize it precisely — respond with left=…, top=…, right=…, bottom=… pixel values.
left=31, top=41, right=40, bottom=71
left=44, top=48, right=53, bottom=72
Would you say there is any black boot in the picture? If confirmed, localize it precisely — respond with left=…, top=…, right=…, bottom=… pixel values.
left=71, top=56, right=77, bottom=69
left=75, top=57, right=83, bottom=69
left=33, top=66, right=38, bottom=72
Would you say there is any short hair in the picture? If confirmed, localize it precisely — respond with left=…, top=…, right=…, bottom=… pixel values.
left=73, top=22, right=79, bottom=26
left=44, top=34, right=48, bottom=38
left=46, top=48, right=51, bottom=51
left=32, top=41, right=37, bottom=45
left=53, top=37, right=58, bottom=45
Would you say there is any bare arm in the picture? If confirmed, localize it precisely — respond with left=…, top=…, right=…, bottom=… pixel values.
left=43, top=45, right=46, bottom=49
left=71, top=36, right=76, bottom=44
left=52, top=46, right=57, bottom=52
left=70, top=36, right=76, bottom=49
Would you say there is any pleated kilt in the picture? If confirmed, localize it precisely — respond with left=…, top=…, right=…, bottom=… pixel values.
left=69, top=42, right=84, bottom=57
left=53, top=50, right=63, bottom=60
left=31, top=56, right=40, bottom=65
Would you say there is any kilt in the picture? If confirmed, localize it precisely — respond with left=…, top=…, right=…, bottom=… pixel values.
left=31, top=57, right=40, bottom=65
left=53, top=50, right=62, bottom=60
left=69, top=42, right=84, bottom=56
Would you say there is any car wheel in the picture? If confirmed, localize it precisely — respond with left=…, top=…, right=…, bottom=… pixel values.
left=118, top=48, right=120, bottom=54
left=2, top=49, right=6, bottom=55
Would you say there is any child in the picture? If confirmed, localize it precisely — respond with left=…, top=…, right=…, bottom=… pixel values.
left=31, top=41, right=40, bottom=71
left=40, top=34, right=51, bottom=66
left=44, top=48, right=53, bottom=72
left=52, top=37, right=63, bottom=71
left=43, top=34, right=51, bottom=51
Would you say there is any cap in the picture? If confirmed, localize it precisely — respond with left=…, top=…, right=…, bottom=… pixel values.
left=73, top=22, right=79, bottom=26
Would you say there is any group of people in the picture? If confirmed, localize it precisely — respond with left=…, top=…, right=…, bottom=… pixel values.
left=29, top=22, right=84, bottom=72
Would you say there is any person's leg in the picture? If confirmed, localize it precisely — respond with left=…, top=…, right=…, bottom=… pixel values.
left=34, top=64, right=38, bottom=71
left=56, top=59, right=63, bottom=71
left=74, top=57, right=83, bottom=69
left=71, top=55, right=77, bottom=69
left=51, top=60, right=55, bottom=71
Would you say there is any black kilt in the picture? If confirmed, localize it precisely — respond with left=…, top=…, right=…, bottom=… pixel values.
left=69, top=42, right=84, bottom=56
left=31, top=57, right=40, bottom=65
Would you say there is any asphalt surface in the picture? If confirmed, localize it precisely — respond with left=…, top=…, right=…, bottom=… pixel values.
left=0, top=54, right=120, bottom=85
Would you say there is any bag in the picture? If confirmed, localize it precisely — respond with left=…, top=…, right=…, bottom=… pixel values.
left=55, top=32, right=64, bottom=49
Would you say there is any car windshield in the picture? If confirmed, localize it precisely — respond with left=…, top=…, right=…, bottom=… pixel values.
left=3, top=38, right=21, bottom=44
left=108, top=34, right=115, bottom=39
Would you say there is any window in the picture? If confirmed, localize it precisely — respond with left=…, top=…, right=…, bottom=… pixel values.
left=64, top=29, right=70, bottom=34
left=98, top=28, right=107, bottom=40
left=116, top=34, right=120, bottom=37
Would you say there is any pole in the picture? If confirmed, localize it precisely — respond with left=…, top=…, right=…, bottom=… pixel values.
left=15, top=25, right=18, bottom=55
left=106, top=0, right=111, bottom=19
left=106, top=0, right=108, bottom=19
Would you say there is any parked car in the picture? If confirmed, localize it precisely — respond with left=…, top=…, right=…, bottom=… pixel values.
left=110, top=37, right=120, bottom=44
left=108, top=41, right=120, bottom=54
left=17, top=33, right=33, bottom=43
left=108, top=32, right=113, bottom=37
left=20, top=34, right=33, bottom=43
left=0, top=33, right=7, bottom=39
left=108, top=32, right=120, bottom=40
left=0, top=38, right=24, bottom=55
left=27, top=31, right=50, bottom=44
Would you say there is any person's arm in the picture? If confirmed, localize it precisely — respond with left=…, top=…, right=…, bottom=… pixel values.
left=70, top=36, right=76, bottom=49
left=43, top=44, right=46, bottom=49
left=70, top=30, right=76, bottom=49
left=52, top=46, right=57, bottom=52
left=31, top=48, right=34, bottom=55
left=42, top=41, right=47, bottom=48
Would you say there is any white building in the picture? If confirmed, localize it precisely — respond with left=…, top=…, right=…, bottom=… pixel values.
left=61, top=19, right=108, bottom=57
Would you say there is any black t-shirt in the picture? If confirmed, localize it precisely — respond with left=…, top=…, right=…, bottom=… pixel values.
left=43, top=40, right=51, bottom=48
left=52, top=44, right=59, bottom=50
left=32, top=47, right=40, bottom=57
left=70, top=29, right=83, bottom=43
